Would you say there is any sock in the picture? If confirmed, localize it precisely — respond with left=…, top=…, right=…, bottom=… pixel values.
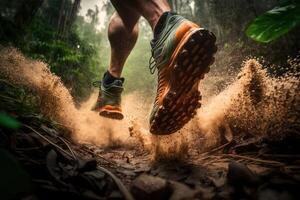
left=102, top=71, right=124, bottom=86
left=103, top=71, right=118, bottom=85
left=153, top=11, right=176, bottom=39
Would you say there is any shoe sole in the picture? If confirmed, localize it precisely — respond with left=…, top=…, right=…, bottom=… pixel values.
left=150, top=28, right=217, bottom=135
left=99, top=106, right=124, bottom=120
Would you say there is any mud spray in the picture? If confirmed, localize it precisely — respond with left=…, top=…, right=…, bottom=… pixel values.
left=0, top=48, right=299, bottom=160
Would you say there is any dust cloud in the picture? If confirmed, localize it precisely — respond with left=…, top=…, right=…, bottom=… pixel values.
left=0, top=48, right=132, bottom=147
left=0, top=48, right=299, bottom=160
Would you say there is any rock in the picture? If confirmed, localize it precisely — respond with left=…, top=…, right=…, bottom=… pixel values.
left=227, top=161, right=258, bottom=199
left=227, top=161, right=258, bottom=186
left=131, top=174, right=171, bottom=200
left=108, top=190, right=123, bottom=200
left=168, top=181, right=197, bottom=200
left=77, top=159, right=97, bottom=172
left=195, top=186, right=216, bottom=200
left=184, top=165, right=214, bottom=187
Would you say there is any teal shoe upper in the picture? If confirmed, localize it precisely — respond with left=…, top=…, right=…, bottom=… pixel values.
left=149, top=13, right=195, bottom=123
left=91, top=78, right=124, bottom=111
left=149, top=13, right=186, bottom=74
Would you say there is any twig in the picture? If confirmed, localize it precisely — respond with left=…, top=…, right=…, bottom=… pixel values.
left=222, top=154, right=284, bottom=166
left=23, top=124, right=74, bottom=159
left=98, top=166, right=135, bottom=200
left=58, top=136, right=77, bottom=160
left=200, top=141, right=233, bottom=156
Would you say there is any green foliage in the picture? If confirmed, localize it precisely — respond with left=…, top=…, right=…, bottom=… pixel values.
left=123, top=27, right=156, bottom=95
left=18, top=1, right=104, bottom=101
left=0, top=79, right=62, bottom=133
left=0, top=112, right=21, bottom=129
left=246, top=2, right=300, bottom=43
left=0, top=0, right=105, bottom=101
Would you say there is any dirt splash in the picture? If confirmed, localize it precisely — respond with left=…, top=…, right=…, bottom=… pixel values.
left=191, top=58, right=300, bottom=151
left=130, top=58, right=299, bottom=159
left=0, top=48, right=133, bottom=147
left=0, top=48, right=299, bottom=160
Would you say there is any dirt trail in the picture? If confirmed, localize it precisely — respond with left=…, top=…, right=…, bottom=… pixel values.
left=0, top=48, right=299, bottom=161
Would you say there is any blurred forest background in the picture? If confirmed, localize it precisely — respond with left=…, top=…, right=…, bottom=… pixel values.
left=0, top=0, right=299, bottom=102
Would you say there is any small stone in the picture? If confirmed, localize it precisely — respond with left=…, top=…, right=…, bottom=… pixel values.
left=131, top=174, right=171, bottom=200
left=169, top=181, right=196, bottom=200
left=108, top=190, right=123, bottom=200
left=227, top=161, right=258, bottom=186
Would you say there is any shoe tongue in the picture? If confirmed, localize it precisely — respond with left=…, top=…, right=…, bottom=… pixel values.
left=103, top=71, right=124, bottom=86
left=153, top=12, right=176, bottom=40
left=151, top=12, right=177, bottom=49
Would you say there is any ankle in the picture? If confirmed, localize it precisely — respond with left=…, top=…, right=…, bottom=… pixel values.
left=108, top=69, right=121, bottom=78
left=145, top=4, right=170, bottom=30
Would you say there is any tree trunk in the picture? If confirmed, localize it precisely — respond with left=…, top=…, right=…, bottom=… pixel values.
left=57, top=0, right=66, bottom=35
left=14, top=0, right=44, bottom=29
left=69, top=0, right=81, bottom=25
left=57, top=0, right=81, bottom=38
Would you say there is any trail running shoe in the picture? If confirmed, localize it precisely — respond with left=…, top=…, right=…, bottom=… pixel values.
left=149, top=12, right=217, bottom=135
left=91, top=77, right=124, bottom=120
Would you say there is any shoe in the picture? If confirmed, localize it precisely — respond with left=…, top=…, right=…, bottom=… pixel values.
left=149, top=12, right=217, bottom=135
left=91, top=77, right=124, bottom=120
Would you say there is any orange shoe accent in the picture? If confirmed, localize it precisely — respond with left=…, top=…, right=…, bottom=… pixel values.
left=150, top=27, right=217, bottom=135
left=99, top=105, right=124, bottom=120
left=157, top=24, right=200, bottom=106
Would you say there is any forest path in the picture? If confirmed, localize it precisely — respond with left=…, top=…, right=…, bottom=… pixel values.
left=69, top=128, right=300, bottom=199
left=1, top=48, right=300, bottom=199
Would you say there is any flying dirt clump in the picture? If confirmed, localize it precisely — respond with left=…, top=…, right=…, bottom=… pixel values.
left=191, top=59, right=300, bottom=151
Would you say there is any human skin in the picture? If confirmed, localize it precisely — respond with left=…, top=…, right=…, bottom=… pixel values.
left=108, top=0, right=171, bottom=78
